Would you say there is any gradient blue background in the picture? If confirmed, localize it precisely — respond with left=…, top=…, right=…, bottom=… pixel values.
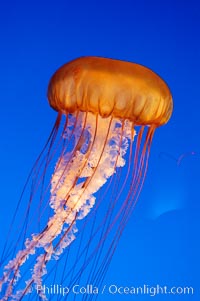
left=0, top=0, right=199, bottom=300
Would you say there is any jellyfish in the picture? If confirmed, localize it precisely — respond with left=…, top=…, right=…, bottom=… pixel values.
left=0, top=56, right=173, bottom=300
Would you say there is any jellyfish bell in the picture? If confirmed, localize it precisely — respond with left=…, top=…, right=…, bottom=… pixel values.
left=48, top=56, right=172, bottom=124
left=0, top=56, right=172, bottom=300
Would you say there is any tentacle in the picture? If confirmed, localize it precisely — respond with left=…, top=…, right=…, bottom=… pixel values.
left=0, top=112, right=155, bottom=301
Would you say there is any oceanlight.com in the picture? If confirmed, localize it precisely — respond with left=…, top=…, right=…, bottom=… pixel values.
left=35, top=283, right=195, bottom=297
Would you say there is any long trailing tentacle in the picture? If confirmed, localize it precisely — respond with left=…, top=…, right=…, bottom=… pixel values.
left=0, top=112, right=155, bottom=301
